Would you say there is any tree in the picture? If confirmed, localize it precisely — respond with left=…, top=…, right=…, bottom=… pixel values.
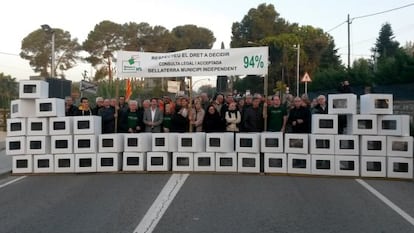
left=20, top=28, right=81, bottom=77
left=0, top=73, right=18, bottom=108
left=123, top=22, right=173, bottom=52
left=83, top=20, right=124, bottom=81
left=197, top=84, right=215, bottom=97
left=171, top=25, right=216, bottom=50
left=372, top=23, right=399, bottom=60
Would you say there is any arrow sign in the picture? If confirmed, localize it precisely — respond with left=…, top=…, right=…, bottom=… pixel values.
left=301, top=72, right=312, bottom=82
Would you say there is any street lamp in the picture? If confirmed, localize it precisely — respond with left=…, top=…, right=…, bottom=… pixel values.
left=294, top=44, right=300, bottom=97
left=41, top=24, right=55, bottom=77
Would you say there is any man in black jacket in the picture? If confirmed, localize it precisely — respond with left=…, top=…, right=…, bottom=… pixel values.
left=242, top=97, right=264, bottom=132
left=288, top=97, right=311, bottom=133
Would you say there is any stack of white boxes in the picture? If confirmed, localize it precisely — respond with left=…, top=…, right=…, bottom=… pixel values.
left=123, top=133, right=152, bottom=171
left=236, top=133, right=261, bottom=173
left=262, top=132, right=285, bottom=173
left=204, top=133, right=234, bottom=172
left=173, top=133, right=206, bottom=172
left=147, top=133, right=177, bottom=171
left=98, top=133, right=124, bottom=172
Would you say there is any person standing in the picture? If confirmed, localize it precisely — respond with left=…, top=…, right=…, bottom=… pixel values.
left=190, top=100, right=205, bottom=132
left=267, top=96, right=287, bottom=132
left=65, top=96, right=77, bottom=116
left=98, top=99, right=116, bottom=134
left=288, top=97, right=311, bottom=133
left=203, top=105, right=223, bottom=133
left=242, top=97, right=264, bottom=132
left=225, top=102, right=241, bottom=132
left=143, top=98, right=163, bottom=133
left=76, top=97, right=92, bottom=116
left=92, top=97, right=104, bottom=115
left=119, top=100, right=143, bottom=133
left=312, top=95, right=328, bottom=114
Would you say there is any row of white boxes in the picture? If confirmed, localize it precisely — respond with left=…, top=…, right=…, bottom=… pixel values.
left=11, top=153, right=412, bottom=179
left=6, top=133, right=414, bottom=157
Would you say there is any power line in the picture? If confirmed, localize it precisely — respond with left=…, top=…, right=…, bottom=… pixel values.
left=352, top=3, right=414, bottom=21
left=0, top=51, right=19, bottom=56
left=327, top=21, right=347, bottom=33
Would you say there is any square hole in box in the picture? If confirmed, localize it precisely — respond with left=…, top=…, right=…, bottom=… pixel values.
left=382, top=120, right=397, bottom=130
left=367, top=141, right=382, bottom=150
left=9, top=141, right=21, bottom=150
left=242, top=158, right=256, bottom=167
left=358, top=120, right=373, bottom=129
left=127, top=138, right=138, bottom=147
left=12, top=104, right=18, bottom=113
left=77, top=120, right=90, bottom=129
left=127, top=157, right=140, bottom=166
left=240, top=138, right=252, bottom=147
left=333, top=99, right=347, bottom=108
left=198, top=157, right=211, bottom=166
left=375, top=99, right=389, bottom=109
left=78, top=139, right=91, bottom=148
left=393, top=162, right=409, bottom=173
left=79, top=158, right=92, bottom=167
left=58, top=159, right=71, bottom=168
left=340, top=140, right=354, bottom=150
left=289, top=139, right=303, bottom=148
left=10, top=122, right=22, bottom=131
left=340, top=161, right=355, bottom=170
left=53, top=121, right=66, bottom=130
left=177, top=157, right=190, bottom=166
left=220, top=157, right=233, bottom=166
left=316, top=160, right=331, bottom=169
left=31, top=122, right=43, bottom=131
left=392, top=141, right=408, bottom=151
left=151, top=157, right=164, bottom=166
left=102, top=139, right=114, bottom=148
left=55, top=140, right=68, bottom=149
left=319, top=119, right=334, bottom=129
left=209, top=138, right=221, bottom=147
left=30, top=140, right=42, bottom=149
left=292, top=159, right=307, bottom=168
left=23, top=84, right=36, bottom=93
left=181, top=138, right=192, bottom=147
left=16, top=159, right=28, bottom=168
left=39, top=103, right=52, bottom=112
left=265, top=138, right=279, bottom=147
left=316, top=139, right=330, bottom=149
left=367, top=161, right=382, bottom=171
left=155, top=138, right=165, bottom=147
left=101, top=158, right=114, bottom=166
left=269, top=158, right=283, bottom=168
left=37, top=159, right=50, bottom=168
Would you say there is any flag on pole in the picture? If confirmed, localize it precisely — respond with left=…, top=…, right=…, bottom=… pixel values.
left=125, top=78, right=132, bottom=101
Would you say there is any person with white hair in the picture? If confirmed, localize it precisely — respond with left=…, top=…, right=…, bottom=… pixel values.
left=92, top=96, right=104, bottom=115
left=118, top=100, right=144, bottom=133
left=312, top=95, right=328, bottom=114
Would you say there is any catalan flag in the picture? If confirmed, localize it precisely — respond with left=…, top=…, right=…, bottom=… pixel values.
left=125, top=78, right=132, bottom=101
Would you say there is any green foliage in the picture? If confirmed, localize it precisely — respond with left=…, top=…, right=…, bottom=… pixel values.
left=233, top=75, right=264, bottom=95
left=0, top=73, right=18, bottom=108
left=171, top=25, right=216, bottom=50
left=20, top=29, right=81, bottom=77
left=373, top=23, right=400, bottom=60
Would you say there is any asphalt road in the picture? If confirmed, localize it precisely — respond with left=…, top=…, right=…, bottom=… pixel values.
left=0, top=173, right=414, bottom=233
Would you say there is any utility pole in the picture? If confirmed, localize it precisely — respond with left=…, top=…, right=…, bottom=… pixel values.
left=347, top=14, right=351, bottom=69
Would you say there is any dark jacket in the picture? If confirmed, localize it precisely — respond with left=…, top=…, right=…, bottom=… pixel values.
left=118, top=109, right=144, bottom=133
left=98, top=107, right=116, bottom=134
left=65, top=104, right=78, bottom=116
left=203, top=111, right=224, bottom=133
left=170, top=111, right=189, bottom=133
left=242, top=105, right=264, bottom=132
left=312, top=104, right=328, bottom=114
left=288, top=106, right=311, bottom=133
left=76, top=108, right=93, bottom=116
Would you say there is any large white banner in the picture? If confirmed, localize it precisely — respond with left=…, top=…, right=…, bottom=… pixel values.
left=116, top=47, right=268, bottom=78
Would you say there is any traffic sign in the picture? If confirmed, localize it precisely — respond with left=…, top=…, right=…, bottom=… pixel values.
left=301, top=72, right=312, bottom=82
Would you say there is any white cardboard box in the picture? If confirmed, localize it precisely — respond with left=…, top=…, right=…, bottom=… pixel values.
left=260, top=132, right=284, bottom=153
left=387, top=157, right=413, bottom=179
left=361, top=156, right=386, bottom=178
left=152, top=133, right=169, bottom=152
left=49, top=117, right=73, bottom=135
left=311, top=154, right=335, bottom=175
left=6, top=136, right=26, bottom=155
left=74, top=134, right=97, bottom=154
left=206, top=133, right=234, bottom=153
left=378, top=115, right=410, bottom=136
left=360, top=135, right=387, bottom=156
left=122, top=152, right=146, bottom=171
left=10, top=99, right=36, bottom=118
left=237, top=153, right=260, bottom=173
left=147, top=152, right=170, bottom=171
left=51, top=135, right=73, bottom=154
left=349, top=115, right=378, bottom=135
left=168, top=133, right=179, bottom=152
left=172, top=152, right=194, bottom=172
left=35, top=98, right=65, bottom=117
left=75, top=153, right=97, bottom=173
left=19, top=80, right=49, bottom=99
left=73, top=116, right=102, bottom=135
left=33, top=154, right=54, bottom=173
left=328, top=93, right=357, bottom=115
left=360, top=94, right=393, bottom=115
left=386, top=136, right=413, bottom=158
left=284, top=134, right=309, bottom=154
left=194, top=152, right=216, bottom=172
left=215, top=152, right=237, bottom=172
left=7, top=118, right=26, bottom=137
left=334, top=135, right=359, bottom=155
left=334, top=155, right=360, bottom=176
left=97, top=153, right=122, bottom=172
left=288, top=153, right=311, bottom=174
left=26, top=136, right=51, bottom=155
left=311, top=114, right=338, bottom=134
left=310, top=134, right=335, bottom=155
left=236, top=133, right=260, bottom=153
left=124, top=133, right=152, bottom=152
left=177, top=133, right=206, bottom=153
left=264, top=153, right=287, bottom=173
left=27, top=117, right=49, bottom=136
left=98, top=134, right=124, bottom=153
left=12, top=154, right=33, bottom=174
left=54, top=154, right=75, bottom=173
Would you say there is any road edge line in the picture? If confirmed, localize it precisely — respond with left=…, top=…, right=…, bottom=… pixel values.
left=0, top=176, right=27, bottom=189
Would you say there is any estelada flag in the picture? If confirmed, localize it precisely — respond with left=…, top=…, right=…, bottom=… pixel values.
left=125, top=78, right=132, bottom=101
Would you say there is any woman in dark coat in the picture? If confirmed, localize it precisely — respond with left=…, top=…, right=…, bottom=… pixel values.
left=203, top=105, right=224, bottom=133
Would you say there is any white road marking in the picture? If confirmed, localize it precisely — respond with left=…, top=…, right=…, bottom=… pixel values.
left=133, top=173, right=189, bottom=233
left=0, top=176, right=27, bottom=189
left=356, top=179, right=414, bottom=226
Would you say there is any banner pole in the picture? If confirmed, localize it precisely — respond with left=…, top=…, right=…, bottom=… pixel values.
left=188, top=76, right=193, bottom=132
left=115, top=77, right=119, bottom=133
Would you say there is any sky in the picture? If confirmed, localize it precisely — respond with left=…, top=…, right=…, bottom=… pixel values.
left=0, top=0, right=413, bottom=88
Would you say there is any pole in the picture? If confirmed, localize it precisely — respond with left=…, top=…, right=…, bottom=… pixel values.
left=305, top=81, right=308, bottom=95
left=114, top=77, right=119, bottom=133
left=296, top=44, right=300, bottom=97
left=51, top=32, right=55, bottom=77
left=347, top=14, right=351, bottom=69
left=188, top=77, right=193, bottom=132
left=263, top=74, right=268, bottom=131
